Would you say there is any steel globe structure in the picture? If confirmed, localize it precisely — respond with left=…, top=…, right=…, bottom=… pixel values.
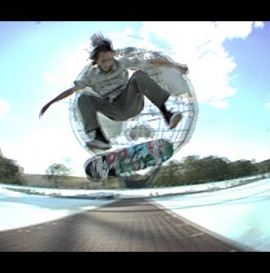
left=69, top=47, right=198, bottom=183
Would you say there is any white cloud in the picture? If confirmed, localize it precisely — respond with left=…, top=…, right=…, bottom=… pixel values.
left=212, top=21, right=256, bottom=40
left=2, top=103, right=89, bottom=176
left=3, top=124, right=89, bottom=176
left=138, top=21, right=260, bottom=108
left=0, top=99, right=11, bottom=119
left=174, top=127, right=269, bottom=163
left=122, top=27, right=134, bottom=36
left=210, top=99, right=230, bottom=109
left=42, top=41, right=89, bottom=91
left=266, top=102, right=270, bottom=110
left=43, top=72, right=57, bottom=84
left=254, top=21, right=265, bottom=28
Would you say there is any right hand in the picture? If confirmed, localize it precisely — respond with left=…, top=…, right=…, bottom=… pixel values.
left=39, top=102, right=51, bottom=118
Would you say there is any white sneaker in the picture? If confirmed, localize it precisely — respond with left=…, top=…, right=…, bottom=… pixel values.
left=86, top=139, right=112, bottom=150
left=169, top=112, right=182, bottom=129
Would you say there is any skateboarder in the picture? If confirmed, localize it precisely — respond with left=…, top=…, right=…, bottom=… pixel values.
left=39, top=33, right=188, bottom=149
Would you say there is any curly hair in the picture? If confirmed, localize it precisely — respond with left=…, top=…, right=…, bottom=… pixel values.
left=89, top=33, right=115, bottom=64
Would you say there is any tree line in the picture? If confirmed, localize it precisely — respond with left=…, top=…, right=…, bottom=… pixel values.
left=152, top=155, right=270, bottom=187
left=1, top=149, right=270, bottom=187
left=0, top=150, right=73, bottom=185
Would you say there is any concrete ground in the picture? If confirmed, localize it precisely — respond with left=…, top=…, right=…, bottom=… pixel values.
left=0, top=198, right=249, bottom=252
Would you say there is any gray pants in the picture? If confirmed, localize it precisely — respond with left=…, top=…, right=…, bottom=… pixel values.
left=77, top=70, right=170, bottom=133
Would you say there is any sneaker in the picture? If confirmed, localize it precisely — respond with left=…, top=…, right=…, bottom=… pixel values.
left=168, top=112, right=182, bottom=129
left=86, top=139, right=112, bottom=150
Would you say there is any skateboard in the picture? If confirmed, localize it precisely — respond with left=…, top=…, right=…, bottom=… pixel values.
left=84, top=139, right=173, bottom=180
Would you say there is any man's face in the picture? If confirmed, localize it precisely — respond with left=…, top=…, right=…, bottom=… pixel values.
left=96, top=51, right=115, bottom=72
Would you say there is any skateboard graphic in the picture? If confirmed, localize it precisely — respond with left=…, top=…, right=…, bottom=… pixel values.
left=85, top=139, right=174, bottom=180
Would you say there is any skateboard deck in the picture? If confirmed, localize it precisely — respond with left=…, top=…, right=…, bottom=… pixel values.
left=85, top=139, right=173, bottom=180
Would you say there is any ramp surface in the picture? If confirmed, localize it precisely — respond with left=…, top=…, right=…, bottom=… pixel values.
left=0, top=198, right=247, bottom=251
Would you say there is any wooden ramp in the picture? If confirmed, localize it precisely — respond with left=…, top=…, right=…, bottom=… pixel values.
left=0, top=198, right=249, bottom=252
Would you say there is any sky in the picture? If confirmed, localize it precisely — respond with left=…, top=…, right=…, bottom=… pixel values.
left=0, top=21, right=270, bottom=177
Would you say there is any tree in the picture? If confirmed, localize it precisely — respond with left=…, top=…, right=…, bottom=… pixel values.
left=180, top=155, right=201, bottom=184
left=46, top=163, right=72, bottom=188
left=197, top=156, right=231, bottom=182
left=0, top=154, right=21, bottom=183
left=230, top=160, right=258, bottom=178
left=255, top=159, right=270, bottom=174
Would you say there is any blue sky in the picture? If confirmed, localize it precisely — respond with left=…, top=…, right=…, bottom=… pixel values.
left=0, top=21, right=269, bottom=176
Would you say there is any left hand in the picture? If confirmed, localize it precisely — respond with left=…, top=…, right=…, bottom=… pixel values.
left=178, top=64, right=189, bottom=74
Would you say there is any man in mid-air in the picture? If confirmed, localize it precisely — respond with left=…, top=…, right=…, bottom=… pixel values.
left=40, top=33, right=188, bottom=149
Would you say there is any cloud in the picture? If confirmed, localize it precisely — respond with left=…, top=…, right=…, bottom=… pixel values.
left=254, top=21, right=264, bottom=28
left=3, top=124, right=89, bottom=176
left=42, top=41, right=89, bottom=91
left=43, top=72, right=58, bottom=84
left=266, top=102, right=270, bottom=110
left=138, top=21, right=262, bottom=108
left=0, top=99, right=11, bottom=119
left=210, top=99, right=230, bottom=109
left=175, top=126, right=269, bottom=163
left=2, top=102, right=89, bottom=176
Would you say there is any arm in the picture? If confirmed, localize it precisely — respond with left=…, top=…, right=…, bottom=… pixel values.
left=119, top=51, right=189, bottom=74
left=147, top=57, right=189, bottom=74
left=39, top=85, right=79, bottom=118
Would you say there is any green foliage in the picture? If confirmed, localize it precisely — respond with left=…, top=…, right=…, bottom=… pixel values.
left=0, top=154, right=22, bottom=184
left=252, top=159, right=270, bottom=173
left=152, top=155, right=267, bottom=187
left=46, top=163, right=72, bottom=177
left=45, top=163, right=73, bottom=187
left=230, top=160, right=258, bottom=178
